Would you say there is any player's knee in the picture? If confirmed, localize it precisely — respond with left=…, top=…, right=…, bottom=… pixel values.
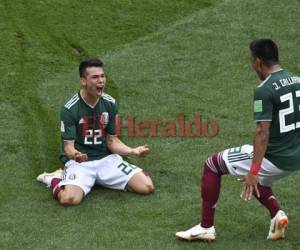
left=140, top=180, right=154, bottom=194
left=143, top=171, right=154, bottom=194
left=70, top=196, right=82, bottom=205
left=146, top=182, right=154, bottom=194
left=59, top=193, right=82, bottom=206
left=204, top=157, right=211, bottom=168
left=127, top=171, right=154, bottom=194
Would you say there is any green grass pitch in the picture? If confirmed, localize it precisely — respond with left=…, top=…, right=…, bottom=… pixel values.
left=1, top=0, right=300, bottom=249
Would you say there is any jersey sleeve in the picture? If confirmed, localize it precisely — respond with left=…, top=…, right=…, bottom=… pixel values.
left=253, top=87, right=273, bottom=121
left=60, top=106, right=76, bottom=140
left=105, top=101, right=118, bottom=135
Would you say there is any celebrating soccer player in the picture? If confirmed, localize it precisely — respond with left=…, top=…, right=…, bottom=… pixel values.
left=37, top=58, right=154, bottom=205
left=176, top=39, right=300, bottom=241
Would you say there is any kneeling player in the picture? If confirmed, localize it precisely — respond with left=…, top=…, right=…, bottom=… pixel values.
left=176, top=39, right=300, bottom=241
left=176, top=145, right=289, bottom=241
left=37, top=58, right=154, bottom=205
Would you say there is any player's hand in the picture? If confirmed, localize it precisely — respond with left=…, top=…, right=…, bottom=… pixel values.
left=131, top=144, right=149, bottom=157
left=240, top=173, right=260, bottom=201
left=74, top=151, right=88, bottom=163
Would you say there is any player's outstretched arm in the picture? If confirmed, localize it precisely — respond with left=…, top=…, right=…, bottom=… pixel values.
left=106, top=134, right=149, bottom=157
left=64, top=140, right=88, bottom=163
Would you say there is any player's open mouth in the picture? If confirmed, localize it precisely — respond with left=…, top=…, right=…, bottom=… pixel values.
left=96, top=86, right=103, bottom=94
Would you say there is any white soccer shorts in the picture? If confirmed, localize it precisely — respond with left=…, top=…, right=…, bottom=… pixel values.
left=59, top=154, right=142, bottom=195
left=222, top=144, right=291, bottom=187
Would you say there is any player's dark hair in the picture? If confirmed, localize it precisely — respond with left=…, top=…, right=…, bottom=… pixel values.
left=250, top=39, right=279, bottom=66
left=79, top=58, right=104, bottom=77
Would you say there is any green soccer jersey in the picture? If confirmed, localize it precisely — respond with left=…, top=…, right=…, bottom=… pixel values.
left=254, top=69, right=300, bottom=170
left=60, top=92, right=118, bottom=164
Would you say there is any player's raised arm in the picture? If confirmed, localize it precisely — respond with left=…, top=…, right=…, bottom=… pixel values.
left=106, top=134, right=149, bottom=157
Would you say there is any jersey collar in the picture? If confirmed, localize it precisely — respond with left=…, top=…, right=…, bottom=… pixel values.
left=79, top=91, right=100, bottom=109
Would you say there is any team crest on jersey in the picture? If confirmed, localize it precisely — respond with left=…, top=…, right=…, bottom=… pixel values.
left=101, top=112, right=109, bottom=128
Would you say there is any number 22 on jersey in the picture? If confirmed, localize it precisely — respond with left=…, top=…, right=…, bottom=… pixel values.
left=84, top=129, right=103, bottom=144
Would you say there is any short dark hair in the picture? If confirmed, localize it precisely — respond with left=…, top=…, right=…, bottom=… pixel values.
left=79, top=58, right=104, bottom=77
left=250, top=39, right=279, bottom=66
